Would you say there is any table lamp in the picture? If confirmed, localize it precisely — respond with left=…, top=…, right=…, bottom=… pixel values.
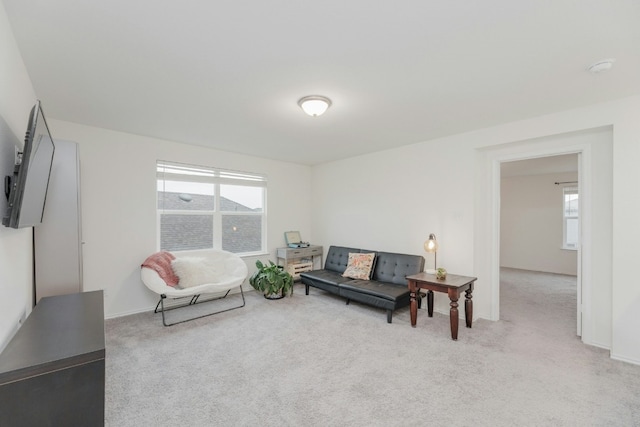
left=424, top=233, right=439, bottom=274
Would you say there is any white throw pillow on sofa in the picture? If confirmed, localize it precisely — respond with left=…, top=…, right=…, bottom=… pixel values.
left=342, top=252, right=376, bottom=280
left=171, top=257, right=222, bottom=288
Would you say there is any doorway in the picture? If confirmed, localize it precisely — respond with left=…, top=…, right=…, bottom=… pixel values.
left=499, top=154, right=580, bottom=336
left=477, top=125, right=613, bottom=349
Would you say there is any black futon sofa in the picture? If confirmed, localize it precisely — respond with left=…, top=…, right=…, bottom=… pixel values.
left=300, top=246, right=425, bottom=323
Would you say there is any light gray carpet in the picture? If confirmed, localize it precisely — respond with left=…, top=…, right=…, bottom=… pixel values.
left=105, top=269, right=640, bottom=426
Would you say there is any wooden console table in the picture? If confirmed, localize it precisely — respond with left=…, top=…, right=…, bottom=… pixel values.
left=276, top=245, right=323, bottom=267
left=276, top=245, right=323, bottom=280
left=406, top=272, right=477, bottom=340
left=0, top=291, right=105, bottom=426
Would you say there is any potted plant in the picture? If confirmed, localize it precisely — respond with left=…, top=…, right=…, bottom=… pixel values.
left=249, top=260, right=294, bottom=299
left=436, top=267, right=447, bottom=280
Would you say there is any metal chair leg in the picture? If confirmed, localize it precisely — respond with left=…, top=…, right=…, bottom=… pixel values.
left=155, top=286, right=246, bottom=327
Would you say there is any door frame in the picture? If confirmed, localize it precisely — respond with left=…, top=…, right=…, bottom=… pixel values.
left=482, top=142, right=592, bottom=343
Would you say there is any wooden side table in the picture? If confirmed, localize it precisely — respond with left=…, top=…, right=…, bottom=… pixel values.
left=406, top=272, right=477, bottom=340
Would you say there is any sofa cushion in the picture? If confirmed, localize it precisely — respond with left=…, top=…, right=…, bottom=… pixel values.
left=372, top=252, right=425, bottom=285
left=324, top=246, right=362, bottom=273
left=339, top=279, right=410, bottom=302
left=300, top=269, right=353, bottom=286
left=342, top=252, right=376, bottom=280
left=300, top=269, right=355, bottom=296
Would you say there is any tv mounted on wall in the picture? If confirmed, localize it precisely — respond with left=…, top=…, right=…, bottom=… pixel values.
left=2, top=100, right=55, bottom=229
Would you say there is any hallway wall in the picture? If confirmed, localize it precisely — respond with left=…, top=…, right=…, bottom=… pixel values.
left=501, top=171, right=578, bottom=275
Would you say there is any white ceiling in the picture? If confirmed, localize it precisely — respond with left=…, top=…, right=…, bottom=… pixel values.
left=4, top=1, right=640, bottom=165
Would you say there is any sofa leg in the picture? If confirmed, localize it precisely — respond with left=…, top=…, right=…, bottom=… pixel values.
left=346, top=299, right=350, bottom=305
left=387, top=310, right=392, bottom=323
left=305, top=284, right=309, bottom=295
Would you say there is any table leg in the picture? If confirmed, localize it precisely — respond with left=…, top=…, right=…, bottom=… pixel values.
left=409, top=282, right=417, bottom=327
left=465, top=287, right=473, bottom=328
left=448, top=289, right=459, bottom=340
left=427, top=290, right=434, bottom=317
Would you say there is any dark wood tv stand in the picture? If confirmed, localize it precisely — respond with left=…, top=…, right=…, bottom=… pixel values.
left=0, top=291, right=105, bottom=426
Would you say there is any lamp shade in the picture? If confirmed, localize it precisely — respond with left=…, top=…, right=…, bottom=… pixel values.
left=298, top=95, right=331, bottom=117
left=424, top=234, right=438, bottom=253
left=424, top=233, right=438, bottom=274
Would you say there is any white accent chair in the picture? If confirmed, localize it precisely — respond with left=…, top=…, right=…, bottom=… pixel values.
left=141, top=249, right=248, bottom=326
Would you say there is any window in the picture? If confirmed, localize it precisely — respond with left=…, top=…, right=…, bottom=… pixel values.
left=563, top=187, right=579, bottom=250
left=157, top=161, right=266, bottom=255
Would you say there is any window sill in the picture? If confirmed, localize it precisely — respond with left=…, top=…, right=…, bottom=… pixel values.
left=561, top=246, right=578, bottom=251
left=240, top=252, right=270, bottom=259
left=169, top=249, right=269, bottom=258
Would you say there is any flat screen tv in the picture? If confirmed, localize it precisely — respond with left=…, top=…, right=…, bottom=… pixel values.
left=2, top=100, right=55, bottom=229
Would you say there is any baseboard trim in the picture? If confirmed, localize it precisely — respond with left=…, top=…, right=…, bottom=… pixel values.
left=105, top=306, right=152, bottom=320
left=585, top=339, right=610, bottom=350
left=610, top=353, right=640, bottom=366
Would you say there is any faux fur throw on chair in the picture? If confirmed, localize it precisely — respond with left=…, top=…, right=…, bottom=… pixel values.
left=141, top=251, right=179, bottom=287
left=170, top=257, right=223, bottom=288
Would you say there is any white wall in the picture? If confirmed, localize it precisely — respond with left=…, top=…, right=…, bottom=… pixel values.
left=0, top=2, right=37, bottom=350
left=610, top=104, right=640, bottom=365
left=500, top=171, right=578, bottom=275
left=311, top=96, right=639, bottom=364
left=47, top=120, right=313, bottom=318
left=311, top=134, right=478, bottom=309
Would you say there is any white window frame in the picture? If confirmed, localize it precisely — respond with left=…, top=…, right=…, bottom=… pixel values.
left=562, top=187, right=579, bottom=250
left=157, top=161, right=267, bottom=256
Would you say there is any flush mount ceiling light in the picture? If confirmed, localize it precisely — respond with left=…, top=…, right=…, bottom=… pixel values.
left=587, top=58, right=616, bottom=73
left=298, top=95, right=332, bottom=117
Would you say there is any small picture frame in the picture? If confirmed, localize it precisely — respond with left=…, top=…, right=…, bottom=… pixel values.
left=284, top=231, right=302, bottom=245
